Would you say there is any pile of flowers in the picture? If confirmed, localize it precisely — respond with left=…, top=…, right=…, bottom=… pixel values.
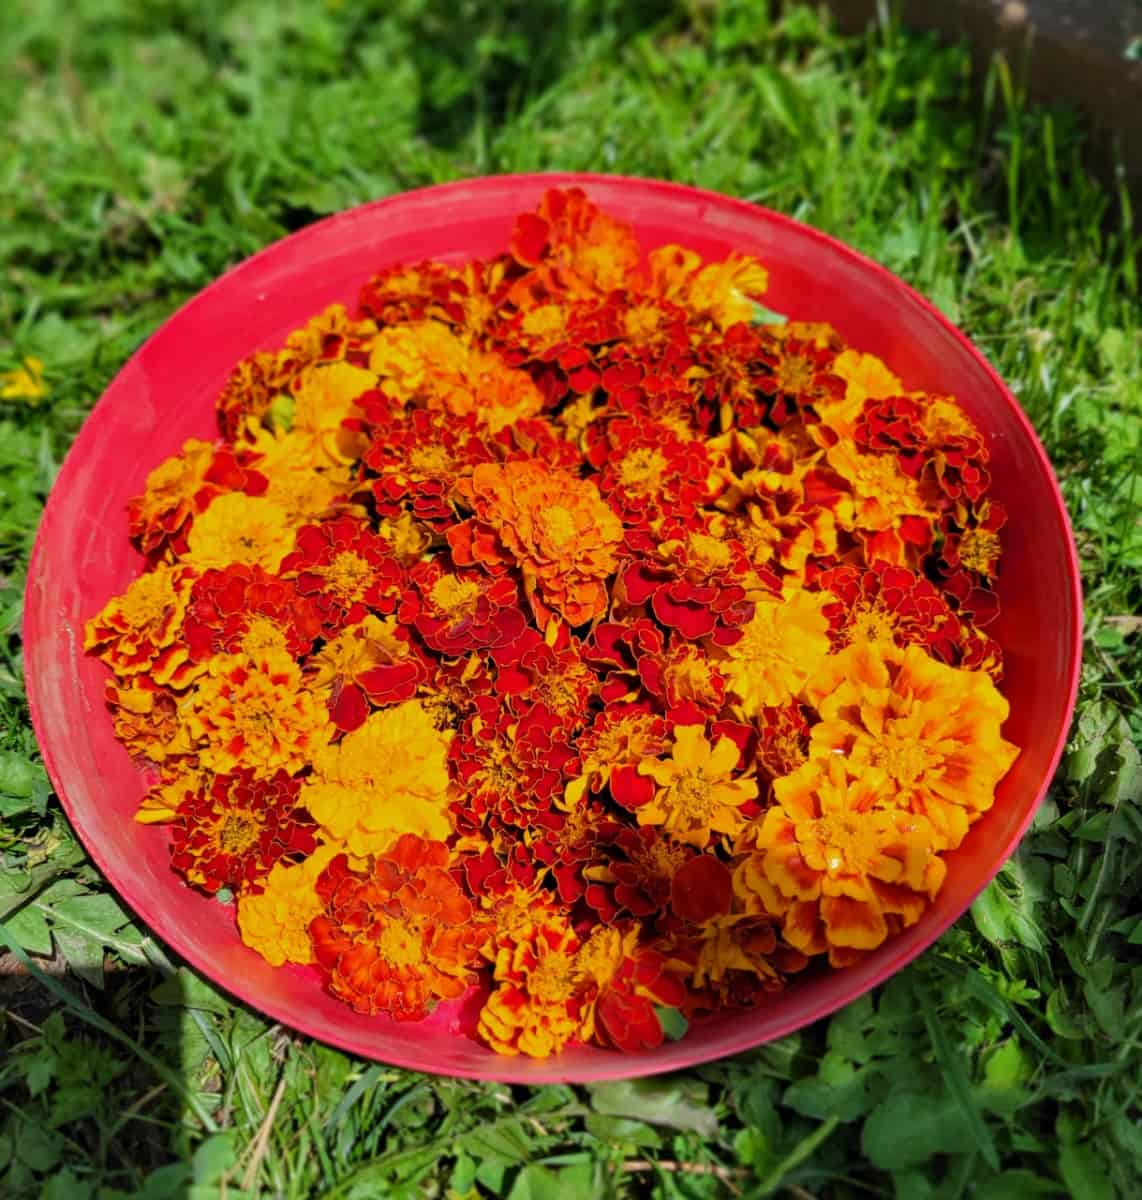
left=85, top=188, right=1019, bottom=1057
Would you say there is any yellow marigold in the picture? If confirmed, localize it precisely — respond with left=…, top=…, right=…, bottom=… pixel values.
left=715, top=590, right=831, bottom=714
left=135, top=769, right=207, bottom=825
left=283, top=302, right=377, bottom=363
left=804, top=641, right=1019, bottom=850
left=0, top=356, right=47, bottom=401
left=814, top=349, right=903, bottom=442
left=738, top=755, right=946, bottom=964
left=452, top=459, right=622, bottom=627
left=301, top=700, right=453, bottom=861
left=826, top=440, right=935, bottom=535
left=237, top=845, right=340, bottom=968
left=636, top=725, right=758, bottom=849
left=239, top=428, right=354, bottom=523
left=289, top=360, right=378, bottom=466
left=182, top=643, right=331, bottom=777
left=369, top=320, right=542, bottom=432
left=184, top=493, right=296, bottom=573
left=369, top=319, right=469, bottom=405
left=648, top=245, right=770, bottom=329
left=106, top=678, right=190, bottom=765
left=478, top=916, right=585, bottom=1058
left=84, top=564, right=200, bottom=688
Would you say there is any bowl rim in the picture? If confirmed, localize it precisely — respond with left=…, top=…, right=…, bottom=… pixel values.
left=24, top=171, right=1084, bottom=1081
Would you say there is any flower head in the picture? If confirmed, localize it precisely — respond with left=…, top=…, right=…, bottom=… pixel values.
left=637, top=725, right=758, bottom=849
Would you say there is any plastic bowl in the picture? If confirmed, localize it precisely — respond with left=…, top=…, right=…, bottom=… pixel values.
left=24, top=174, right=1082, bottom=1082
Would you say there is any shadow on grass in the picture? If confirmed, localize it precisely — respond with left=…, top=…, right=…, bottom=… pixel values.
left=0, top=950, right=206, bottom=1199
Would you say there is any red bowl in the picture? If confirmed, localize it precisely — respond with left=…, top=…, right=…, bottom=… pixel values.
left=25, top=174, right=1082, bottom=1082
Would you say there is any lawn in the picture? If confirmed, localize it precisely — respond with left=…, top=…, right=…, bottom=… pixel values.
left=1, top=1, right=1140, bottom=1197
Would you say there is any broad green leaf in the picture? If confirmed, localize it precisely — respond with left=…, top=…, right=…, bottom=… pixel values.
left=587, top=1077, right=717, bottom=1137
left=506, top=1165, right=566, bottom=1200
left=583, top=1113, right=662, bottom=1149
left=1058, top=1138, right=1115, bottom=1200
left=861, top=1092, right=975, bottom=1169
left=974, top=1170, right=1064, bottom=1199
left=192, top=1133, right=237, bottom=1185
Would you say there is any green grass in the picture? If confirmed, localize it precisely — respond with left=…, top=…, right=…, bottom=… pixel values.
left=1, top=1, right=1140, bottom=1196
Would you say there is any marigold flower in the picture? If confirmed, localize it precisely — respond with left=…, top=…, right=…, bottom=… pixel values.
left=738, top=756, right=946, bottom=963
left=715, top=590, right=832, bottom=714
left=302, top=701, right=454, bottom=860
left=84, top=564, right=200, bottom=689
left=509, top=187, right=640, bottom=301
left=280, top=516, right=405, bottom=635
left=636, top=725, right=757, bottom=849
left=306, top=614, right=429, bottom=732
left=183, top=564, right=322, bottom=663
left=311, top=836, right=487, bottom=1018
left=168, top=769, right=317, bottom=895
left=564, top=702, right=670, bottom=810
left=237, top=844, right=340, bottom=967
left=409, top=558, right=527, bottom=657
left=450, top=459, right=623, bottom=627
left=182, top=640, right=331, bottom=777
left=805, top=641, right=1019, bottom=850
left=478, top=915, right=586, bottom=1057
left=108, top=677, right=187, bottom=766
left=648, top=245, right=770, bottom=330
left=184, top=493, right=297, bottom=573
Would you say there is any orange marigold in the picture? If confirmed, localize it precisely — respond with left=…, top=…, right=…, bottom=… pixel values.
left=804, top=641, right=1020, bottom=850
left=478, top=915, right=586, bottom=1058
left=311, top=836, right=487, bottom=1019
left=450, top=459, right=623, bottom=627
left=738, top=756, right=946, bottom=965
left=84, top=564, right=200, bottom=689
left=182, top=636, right=331, bottom=777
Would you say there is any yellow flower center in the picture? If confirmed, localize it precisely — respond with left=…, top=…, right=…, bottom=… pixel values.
left=616, top=447, right=668, bottom=493
left=322, top=551, right=372, bottom=606
left=803, top=811, right=881, bottom=874
left=871, top=734, right=932, bottom=787
left=776, top=355, right=813, bottom=394
left=847, top=601, right=896, bottom=645
left=635, top=836, right=688, bottom=880
left=240, top=617, right=288, bottom=657
left=539, top=504, right=577, bottom=547
left=685, top=531, right=731, bottom=571
left=624, top=304, right=664, bottom=341
left=957, top=528, right=1001, bottom=576
left=529, top=949, right=578, bottom=1003
left=118, top=573, right=173, bottom=629
left=521, top=305, right=566, bottom=341
left=377, top=917, right=422, bottom=968
left=592, top=714, right=662, bottom=766
left=408, top=444, right=450, bottom=476
left=672, top=769, right=717, bottom=820
left=924, top=399, right=977, bottom=444
left=430, top=573, right=481, bottom=619
left=218, top=812, right=260, bottom=856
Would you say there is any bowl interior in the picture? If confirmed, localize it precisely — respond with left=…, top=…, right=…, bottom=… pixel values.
left=24, top=173, right=1081, bottom=1082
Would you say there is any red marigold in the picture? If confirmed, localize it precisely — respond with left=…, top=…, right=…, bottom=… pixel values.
left=280, top=516, right=405, bottom=635
left=589, top=416, right=724, bottom=530
left=490, top=625, right=598, bottom=732
left=168, top=770, right=317, bottom=895
left=619, top=517, right=766, bottom=640
left=310, top=835, right=487, bottom=1020
left=813, top=559, right=964, bottom=666
left=365, top=408, right=496, bottom=529
left=183, top=564, right=322, bottom=662
left=582, top=824, right=694, bottom=925
left=126, top=440, right=269, bottom=560
left=408, top=558, right=527, bottom=657
left=449, top=696, right=573, bottom=835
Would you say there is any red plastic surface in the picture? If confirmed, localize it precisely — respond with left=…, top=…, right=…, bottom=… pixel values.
left=24, top=174, right=1083, bottom=1082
